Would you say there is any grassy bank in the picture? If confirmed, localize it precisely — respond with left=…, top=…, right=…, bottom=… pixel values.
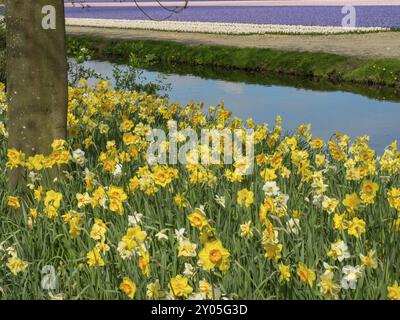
left=68, top=35, right=400, bottom=89
left=0, top=25, right=398, bottom=90
left=137, top=60, right=400, bottom=102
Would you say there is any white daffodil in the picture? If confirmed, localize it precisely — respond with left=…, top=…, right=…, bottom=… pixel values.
left=322, top=262, right=338, bottom=277
left=183, top=263, right=195, bottom=278
left=113, top=163, right=123, bottom=178
left=167, top=120, right=176, bottom=129
left=286, top=218, right=301, bottom=235
left=341, top=265, right=363, bottom=290
left=155, top=229, right=169, bottom=241
left=117, top=241, right=134, bottom=260
left=240, top=221, right=253, bottom=238
left=275, top=193, right=289, bottom=207
left=72, top=149, right=85, bottom=166
left=312, top=194, right=325, bottom=206
left=195, top=205, right=206, bottom=215
left=214, top=195, right=226, bottom=208
left=28, top=171, right=40, bottom=183
left=262, top=181, right=280, bottom=197
left=174, top=228, right=186, bottom=243
left=187, top=293, right=204, bottom=300
left=329, top=240, right=350, bottom=262
left=128, top=212, right=143, bottom=226
left=6, top=246, right=17, bottom=257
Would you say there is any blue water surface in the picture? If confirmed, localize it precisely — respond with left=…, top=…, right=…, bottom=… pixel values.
left=82, top=60, right=400, bottom=152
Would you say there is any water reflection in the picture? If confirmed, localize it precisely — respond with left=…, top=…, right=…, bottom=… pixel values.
left=81, top=60, right=400, bottom=152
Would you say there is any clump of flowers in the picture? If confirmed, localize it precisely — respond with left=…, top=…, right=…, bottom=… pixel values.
left=1, top=82, right=399, bottom=300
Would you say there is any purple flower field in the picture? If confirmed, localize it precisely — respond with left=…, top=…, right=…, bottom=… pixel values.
left=65, top=5, right=400, bottom=27
left=64, top=0, right=306, bottom=3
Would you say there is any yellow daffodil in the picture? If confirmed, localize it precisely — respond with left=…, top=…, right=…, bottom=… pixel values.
left=119, top=277, right=137, bottom=299
left=169, top=275, right=193, bottom=299
left=188, top=210, right=208, bottom=230
left=198, top=240, right=230, bottom=272
left=360, top=250, right=378, bottom=269
left=387, top=281, right=400, bottom=300
left=7, top=256, right=28, bottom=276
left=318, top=272, right=340, bottom=300
left=86, top=248, right=105, bottom=267
left=342, top=193, right=361, bottom=212
left=278, top=263, right=291, bottom=283
left=7, top=196, right=20, bottom=209
left=348, top=217, right=366, bottom=239
left=90, top=218, right=108, bottom=241
left=297, top=263, right=316, bottom=288
left=237, top=188, right=254, bottom=208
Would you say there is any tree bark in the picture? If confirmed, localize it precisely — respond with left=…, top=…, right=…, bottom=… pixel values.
left=6, top=0, right=68, bottom=189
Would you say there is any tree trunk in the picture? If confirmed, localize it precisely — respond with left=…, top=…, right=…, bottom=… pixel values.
left=6, top=0, right=68, bottom=189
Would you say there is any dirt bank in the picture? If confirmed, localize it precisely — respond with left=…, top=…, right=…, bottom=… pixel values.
left=66, top=26, right=400, bottom=59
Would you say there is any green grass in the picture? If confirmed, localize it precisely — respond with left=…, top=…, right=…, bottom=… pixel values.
left=68, top=35, right=400, bottom=88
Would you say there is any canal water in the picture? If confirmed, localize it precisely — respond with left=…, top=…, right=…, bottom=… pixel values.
left=80, top=59, right=400, bottom=153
